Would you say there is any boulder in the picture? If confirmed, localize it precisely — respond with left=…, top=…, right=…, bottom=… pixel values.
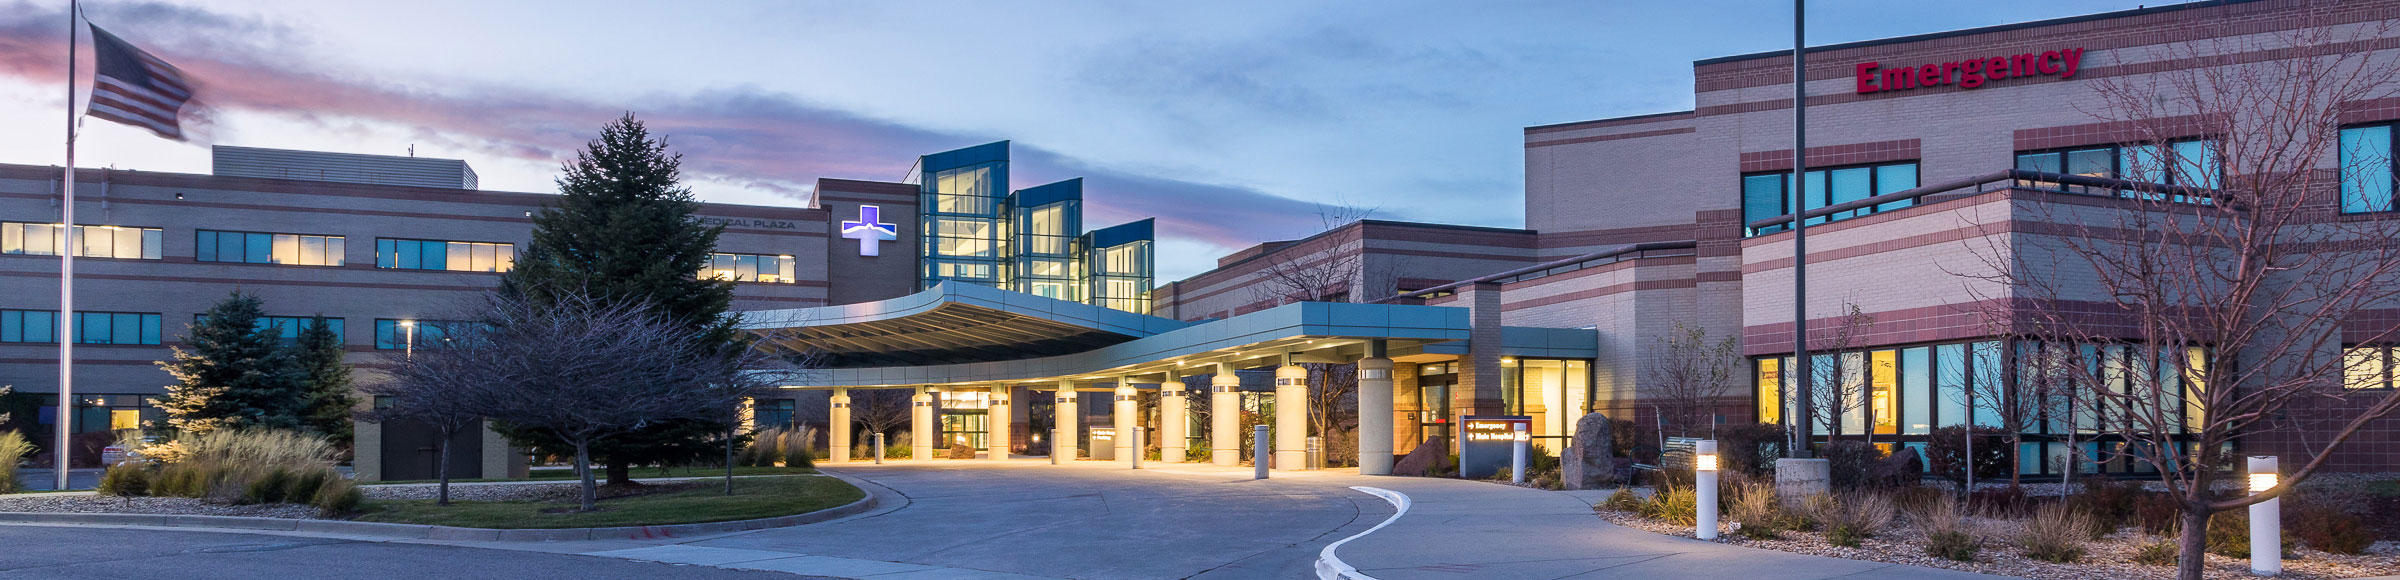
left=1392, top=437, right=1453, bottom=477
left=1562, top=412, right=1618, bottom=489
left=947, top=444, right=977, bottom=459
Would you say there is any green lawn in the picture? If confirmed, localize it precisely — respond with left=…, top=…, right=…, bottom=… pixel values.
left=374, top=465, right=817, bottom=485
left=353, top=475, right=862, bottom=529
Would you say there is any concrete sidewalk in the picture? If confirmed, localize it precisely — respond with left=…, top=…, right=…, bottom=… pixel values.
left=1336, top=477, right=2005, bottom=579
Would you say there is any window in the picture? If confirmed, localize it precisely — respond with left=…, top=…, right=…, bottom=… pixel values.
left=1, top=310, right=57, bottom=343
left=12, top=311, right=166, bottom=345
left=2014, top=139, right=2222, bottom=192
left=373, top=319, right=481, bottom=350
left=377, top=239, right=514, bottom=272
left=2340, top=124, right=2397, bottom=214
left=197, top=230, right=344, bottom=266
left=258, top=316, right=343, bottom=343
left=2344, top=346, right=2398, bottom=389
left=701, top=252, right=797, bottom=283
left=1740, top=161, right=1919, bottom=236
left=2, top=222, right=162, bottom=259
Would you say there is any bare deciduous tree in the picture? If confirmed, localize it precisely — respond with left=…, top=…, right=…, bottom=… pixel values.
left=363, top=347, right=490, bottom=506
left=1959, top=15, right=2400, bottom=579
left=451, top=294, right=761, bottom=511
left=1645, top=322, right=1739, bottom=438
left=847, top=389, right=913, bottom=454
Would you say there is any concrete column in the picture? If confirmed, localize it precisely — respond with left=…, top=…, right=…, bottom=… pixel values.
left=1210, top=368, right=1241, bottom=466
left=1357, top=357, right=1395, bottom=475
left=1161, top=379, right=1190, bottom=463
left=828, top=388, right=852, bottom=463
left=1053, top=381, right=1078, bottom=464
left=911, top=387, right=935, bottom=462
left=985, top=386, right=1011, bottom=460
left=1114, top=381, right=1139, bottom=468
left=1275, top=364, right=1308, bottom=470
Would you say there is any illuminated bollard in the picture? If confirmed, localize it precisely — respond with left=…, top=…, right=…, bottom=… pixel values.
left=1696, top=440, right=1721, bottom=540
left=873, top=433, right=885, bottom=465
left=2249, top=456, right=2281, bottom=576
left=1511, top=423, right=1529, bottom=484
left=1254, top=425, right=1270, bottom=480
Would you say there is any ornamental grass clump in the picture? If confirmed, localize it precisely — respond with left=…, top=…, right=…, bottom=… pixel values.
left=1916, top=496, right=1981, bottom=562
left=2017, top=503, right=2092, bottom=563
left=1639, top=486, right=1699, bottom=525
left=0, top=430, right=30, bottom=494
left=1601, top=487, right=1642, bottom=512
left=114, top=429, right=342, bottom=507
left=1727, top=482, right=1791, bottom=540
left=1822, top=492, right=1897, bottom=547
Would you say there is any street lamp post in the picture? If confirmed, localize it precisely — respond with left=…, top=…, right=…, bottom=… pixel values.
left=400, top=320, right=417, bottom=360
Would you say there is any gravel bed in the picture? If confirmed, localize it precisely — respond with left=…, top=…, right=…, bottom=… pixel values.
left=0, top=495, right=323, bottom=520
left=1595, top=503, right=2400, bottom=580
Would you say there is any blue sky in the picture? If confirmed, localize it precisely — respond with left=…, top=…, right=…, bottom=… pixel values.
left=0, top=0, right=2144, bottom=279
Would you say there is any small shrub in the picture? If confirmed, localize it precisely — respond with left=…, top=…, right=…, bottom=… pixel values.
left=2206, top=510, right=2297, bottom=559
left=1640, top=486, right=1699, bottom=525
left=1822, top=492, right=1897, bottom=547
left=96, top=464, right=152, bottom=497
left=1819, top=441, right=1885, bottom=492
left=1714, top=423, right=1786, bottom=477
left=244, top=469, right=294, bottom=505
left=1601, top=487, right=1641, bottom=512
left=2288, top=494, right=2374, bottom=555
left=1923, top=426, right=2011, bottom=484
left=2133, top=491, right=2182, bottom=535
left=0, top=430, right=30, bottom=494
left=2133, top=540, right=2177, bottom=566
left=2069, top=478, right=2140, bottom=537
left=2018, top=503, right=2092, bottom=563
left=312, top=478, right=362, bottom=516
left=1968, top=485, right=2033, bottom=518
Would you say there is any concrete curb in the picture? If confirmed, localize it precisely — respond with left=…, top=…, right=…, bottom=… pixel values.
left=0, top=476, right=879, bottom=542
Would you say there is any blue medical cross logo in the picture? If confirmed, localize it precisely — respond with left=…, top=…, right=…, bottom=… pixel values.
left=841, top=205, right=899, bottom=257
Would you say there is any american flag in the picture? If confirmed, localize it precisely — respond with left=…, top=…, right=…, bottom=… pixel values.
left=86, top=24, right=192, bottom=140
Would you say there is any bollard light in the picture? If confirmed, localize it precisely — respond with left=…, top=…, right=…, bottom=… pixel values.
left=1696, top=440, right=1721, bottom=540
left=1510, top=422, right=1530, bottom=484
left=2248, top=455, right=2281, bottom=577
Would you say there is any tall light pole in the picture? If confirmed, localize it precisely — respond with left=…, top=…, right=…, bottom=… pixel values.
left=1787, top=0, right=1814, bottom=459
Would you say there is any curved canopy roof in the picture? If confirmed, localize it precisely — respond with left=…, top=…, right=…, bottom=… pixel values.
left=738, top=283, right=1192, bottom=368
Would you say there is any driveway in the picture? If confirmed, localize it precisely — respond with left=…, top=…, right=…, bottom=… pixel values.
left=0, top=526, right=795, bottom=579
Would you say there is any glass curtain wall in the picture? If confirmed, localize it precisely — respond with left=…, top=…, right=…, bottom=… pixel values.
left=1754, top=338, right=2206, bottom=477
left=1080, top=219, right=1155, bottom=314
left=919, top=142, right=1010, bottom=289
left=1007, top=179, right=1083, bottom=301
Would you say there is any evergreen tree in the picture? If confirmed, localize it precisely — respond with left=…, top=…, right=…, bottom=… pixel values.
left=291, top=317, right=356, bottom=445
left=498, top=113, right=738, bottom=484
left=157, top=292, right=306, bottom=434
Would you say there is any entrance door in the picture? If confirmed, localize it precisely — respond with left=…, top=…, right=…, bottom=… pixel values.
left=941, top=410, right=988, bottom=451
left=1418, top=381, right=1452, bottom=445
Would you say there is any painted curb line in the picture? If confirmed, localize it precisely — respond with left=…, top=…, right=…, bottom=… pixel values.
left=1315, top=485, right=1410, bottom=580
left=0, top=475, right=879, bottom=542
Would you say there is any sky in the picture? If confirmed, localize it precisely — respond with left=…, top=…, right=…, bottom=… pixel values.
left=0, top=0, right=2146, bottom=280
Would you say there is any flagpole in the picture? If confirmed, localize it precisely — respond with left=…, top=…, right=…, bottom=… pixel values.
left=56, top=0, right=79, bottom=491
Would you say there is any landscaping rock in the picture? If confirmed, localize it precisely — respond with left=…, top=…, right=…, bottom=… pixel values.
left=1562, top=412, right=1617, bottom=489
left=1392, top=437, right=1452, bottom=477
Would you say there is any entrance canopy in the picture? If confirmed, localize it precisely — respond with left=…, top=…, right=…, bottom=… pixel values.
left=740, top=283, right=1591, bottom=389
